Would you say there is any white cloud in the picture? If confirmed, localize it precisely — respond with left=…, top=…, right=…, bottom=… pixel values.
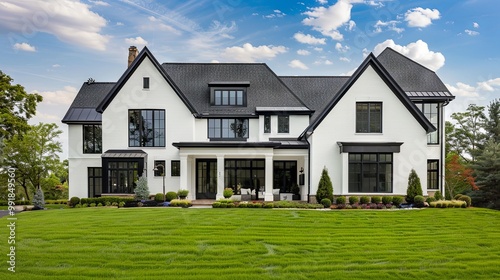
left=52, top=64, right=61, bottom=68
left=335, top=42, right=350, bottom=53
left=297, top=49, right=311, bottom=56
left=116, top=22, right=124, bottom=26
left=374, top=20, right=404, bottom=33
left=373, top=39, right=445, bottom=71
left=473, top=22, right=479, bottom=28
left=32, top=86, right=78, bottom=106
left=264, top=10, right=286, bottom=18
left=366, top=0, right=384, bottom=7
left=125, top=37, right=148, bottom=46
left=89, top=0, right=109, bottom=6
left=289, top=59, right=309, bottom=70
left=405, top=7, right=440, bottom=28
left=146, top=16, right=182, bottom=35
left=293, top=32, right=326, bottom=45
left=465, top=29, right=480, bottom=36
left=324, top=60, right=333, bottom=65
left=339, top=57, right=350, bottom=62
left=0, top=0, right=109, bottom=51
left=221, top=43, right=287, bottom=63
left=13, top=42, right=36, bottom=52
left=314, top=47, right=323, bottom=52
left=347, top=20, right=356, bottom=31
left=477, top=78, right=500, bottom=92
left=302, top=0, right=353, bottom=40
left=317, top=0, right=328, bottom=4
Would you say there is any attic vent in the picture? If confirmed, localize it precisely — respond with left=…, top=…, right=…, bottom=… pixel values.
left=87, top=78, right=95, bottom=84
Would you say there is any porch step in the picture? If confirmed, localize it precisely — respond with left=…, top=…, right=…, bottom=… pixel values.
left=192, top=199, right=215, bottom=206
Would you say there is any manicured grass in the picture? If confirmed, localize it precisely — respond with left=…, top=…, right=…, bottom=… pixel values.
left=1, top=208, right=500, bottom=279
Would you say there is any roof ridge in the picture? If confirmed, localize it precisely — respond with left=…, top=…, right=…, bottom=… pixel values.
left=279, top=76, right=350, bottom=78
left=162, top=62, right=267, bottom=66
left=379, top=47, right=438, bottom=74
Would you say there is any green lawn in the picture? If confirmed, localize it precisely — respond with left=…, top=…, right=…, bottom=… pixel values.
left=1, top=207, right=499, bottom=279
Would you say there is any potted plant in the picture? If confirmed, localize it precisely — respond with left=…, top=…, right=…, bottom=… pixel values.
left=177, top=189, right=189, bottom=200
left=223, top=188, right=234, bottom=199
left=291, top=184, right=301, bottom=200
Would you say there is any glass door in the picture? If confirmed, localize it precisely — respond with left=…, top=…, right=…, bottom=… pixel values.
left=196, top=159, right=217, bottom=199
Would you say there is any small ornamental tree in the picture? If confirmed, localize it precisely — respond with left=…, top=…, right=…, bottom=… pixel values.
left=33, top=187, right=45, bottom=210
left=406, top=169, right=423, bottom=204
left=316, top=167, right=333, bottom=202
left=134, top=174, right=149, bottom=201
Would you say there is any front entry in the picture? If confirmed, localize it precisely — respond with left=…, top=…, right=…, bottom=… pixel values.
left=196, top=159, right=217, bottom=199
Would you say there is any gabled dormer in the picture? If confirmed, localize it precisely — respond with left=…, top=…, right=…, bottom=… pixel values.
left=208, top=81, right=250, bottom=107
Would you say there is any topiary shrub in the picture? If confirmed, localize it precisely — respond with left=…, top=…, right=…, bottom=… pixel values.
left=382, top=196, right=392, bottom=205
left=336, top=196, right=346, bottom=205
left=166, top=191, right=177, bottom=202
left=69, top=196, right=80, bottom=208
left=414, top=195, right=425, bottom=207
left=371, top=196, right=382, bottom=204
left=316, top=167, right=333, bottom=202
left=360, top=196, right=370, bottom=204
left=406, top=169, right=423, bottom=204
left=223, top=188, right=234, bottom=199
left=458, top=195, right=472, bottom=207
left=154, top=193, right=164, bottom=202
left=134, top=174, right=149, bottom=201
left=33, top=187, right=45, bottom=210
left=349, top=196, right=359, bottom=205
left=392, top=196, right=404, bottom=206
left=434, top=191, right=443, bottom=200
left=321, top=198, right=332, bottom=208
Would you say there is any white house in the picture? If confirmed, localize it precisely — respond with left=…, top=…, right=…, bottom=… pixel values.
left=62, top=46, right=454, bottom=201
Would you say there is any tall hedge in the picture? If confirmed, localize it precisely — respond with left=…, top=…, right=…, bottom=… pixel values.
left=406, top=169, right=423, bottom=203
left=316, top=167, right=333, bottom=202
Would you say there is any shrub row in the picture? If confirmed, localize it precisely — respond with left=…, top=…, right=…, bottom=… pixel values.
left=212, top=200, right=323, bottom=209
left=169, top=199, right=192, bottom=208
left=333, top=203, right=395, bottom=210
left=429, top=200, right=467, bottom=208
left=79, top=197, right=135, bottom=207
left=45, top=199, right=68, bottom=204
left=0, top=200, right=31, bottom=206
left=334, top=196, right=405, bottom=206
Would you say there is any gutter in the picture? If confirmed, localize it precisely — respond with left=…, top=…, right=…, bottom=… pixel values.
left=305, top=132, right=312, bottom=203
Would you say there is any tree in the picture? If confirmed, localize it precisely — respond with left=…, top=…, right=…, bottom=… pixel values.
left=32, top=187, right=45, bottom=210
left=448, top=104, right=486, bottom=163
left=484, top=99, right=500, bottom=143
left=134, top=174, right=149, bottom=201
left=0, top=70, right=43, bottom=140
left=406, top=169, right=423, bottom=203
left=445, top=153, right=477, bottom=199
left=2, top=123, right=63, bottom=200
left=473, top=140, right=500, bottom=209
left=316, top=167, right=333, bottom=202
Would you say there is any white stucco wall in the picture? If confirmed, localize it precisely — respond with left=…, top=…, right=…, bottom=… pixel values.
left=309, top=65, right=429, bottom=196
left=258, top=115, right=309, bottom=141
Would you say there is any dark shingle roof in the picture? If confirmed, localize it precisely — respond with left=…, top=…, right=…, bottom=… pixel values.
left=280, top=76, right=350, bottom=122
left=62, top=82, right=114, bottom=123
left=377, top=48, right=454, bottom=100
left=161, top=63, right=310, bottom=116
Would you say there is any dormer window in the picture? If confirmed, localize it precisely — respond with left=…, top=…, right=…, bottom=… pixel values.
left=211, top=89, right=246, bottom=106
left=143, top=77, right=150, bottom=89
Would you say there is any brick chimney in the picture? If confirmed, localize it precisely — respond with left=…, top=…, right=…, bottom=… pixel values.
left=128, top=46, right=139, bottom=67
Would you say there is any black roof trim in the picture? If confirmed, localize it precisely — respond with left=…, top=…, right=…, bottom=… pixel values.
left=96, top=46, right=198, bottom=115
left=299, top=53, right=436, bottom=139
left=173, top=142, right=281, bottom=149
left=198, top=114, right=258, bottom=119
left=337, top=142, right=403, bottom=153
left=208, top=81, right=250, bottom=87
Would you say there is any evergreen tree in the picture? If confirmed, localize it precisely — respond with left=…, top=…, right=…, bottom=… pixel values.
left=32, top=187, right=45, bottom=210
left=134, top=174, right=149, bottom=201
left=473, top=140, right=500, bottom=209
left=406, top=169, right=423, bottom=203
left=316, top=167, right=333, bottom=202
left=484, top=99, right=500, bottom=143
left=448, top=104, right=486, bottom=163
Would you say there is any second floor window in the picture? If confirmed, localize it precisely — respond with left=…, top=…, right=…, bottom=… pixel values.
left=416, top=103, right=439, bottom=144
left=264, top=115, right=271, bottom=133
left=212, top=89, right=245, bottom=106
left=143, top=77, right=150, bottom=89
left=83, top=124, right=102, bottom=154
left=208, top=118, right=248, bottom=139
left=129, top=109, right=165, bottom=147
left=356, top=102, right=382, bottom=133
left=278, top=115, right=289, bottom=133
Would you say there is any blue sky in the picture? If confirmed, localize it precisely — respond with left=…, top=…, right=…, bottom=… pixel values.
left=1, top=0, right=499, bottom=158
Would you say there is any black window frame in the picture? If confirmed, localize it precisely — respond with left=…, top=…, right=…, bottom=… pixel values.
left=278, top=115, right=289, bottom=133
left=104, top=160, right=141, bottom=194
left=264, top=115, right=271, bottom=133
left=356, top=102, right=382, bottom=133
left=171, top=160, right=180, bottom=177
left=210, top=88, right=246, bottom=106
left=143, top=77, right=150, bottom=89
left=416, top=103, right=440, bottom=144
left=348, top=153, right=393, bottom=193
left=154, top=160, right=165, bottom=177
left=224, top=159, right=265, bottom=195
left=88, top=167, right=102, bottom=197
left=83, top=124, right=102, bottom=154
left=273, top=161, right=297, bottom=193
left=208, top=118, right=249, bottom=140
left=128, top=109, right=165, bottom=147
left=427, top=160, right=439, bottom=190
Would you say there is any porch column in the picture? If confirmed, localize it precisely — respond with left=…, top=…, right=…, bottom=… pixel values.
left=179, top=155, right=189, bottom=198
left=216, top=155, right=225, bottom=200
left=264, top=155, right=274, bottom=201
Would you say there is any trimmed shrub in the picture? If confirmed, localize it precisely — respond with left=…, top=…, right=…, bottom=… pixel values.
left=69, top=197, right=80, bottom=207
left=223, top=188, right=234, bottom=199
left=349, top=196, right=359, bottom=205
left=166, top=191, right=178, bottom=202
left=371, top=196, right=381, bottom=204
left=90, top=203, right=96, bottom=207
left=105, top=201, right=111, bottom=206
left=414, top=195, right=425, bottom=207
left=454, top=194, right=464, bottom=200
left=177, top=189, right=189, bottom=199
left=212, top=202, right=221, bottom=208
left=263, top=203, right=274, bottom=208
left=426, top=197, right=436, bottom=203
left=118, top=202, right=125, bottom=208
left=170, top=199, right=192, bottom=208
left=382, top=196, right=392, bottom=205
left=336, top=196, right=346, bottom=205
left=316, top=167, right=334, bottom=202
left=154, top=193, right=164, bottom=202
left=392, top=196, right=404, bottom=206
left=321, top=198, right=332, bottom=208
left=360, top=196, right=370, bottom=204
left=134, top=174, right=149, bottom=201
left=406, top=169, right=423, bottom=203
left=458, top=195, right=472, bottom=207
left=434, top=191, right=443, bottom=200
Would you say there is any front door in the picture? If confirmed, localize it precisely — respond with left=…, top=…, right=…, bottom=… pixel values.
left=196, top=159, right=217, bottom=199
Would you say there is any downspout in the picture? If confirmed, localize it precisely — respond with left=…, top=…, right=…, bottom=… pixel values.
left=305, top=132, right=312, bottom=203
left=440, top=101, right=450, bottom=197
